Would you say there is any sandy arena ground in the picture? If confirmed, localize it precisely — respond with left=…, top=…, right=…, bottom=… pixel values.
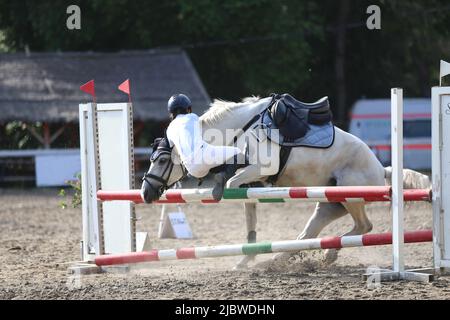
left=1, top=188, right=449, bottom=300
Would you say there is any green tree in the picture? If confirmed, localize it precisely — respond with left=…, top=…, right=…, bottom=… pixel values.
left=1, top=0, right=449, bottom=129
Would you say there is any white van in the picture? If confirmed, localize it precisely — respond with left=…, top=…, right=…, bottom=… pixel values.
left=348, top=98, right=431, bottom=170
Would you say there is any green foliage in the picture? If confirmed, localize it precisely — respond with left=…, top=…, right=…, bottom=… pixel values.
left=0, top=0, right=324, bottom=101
left=343, top=0, right=450, bottom=100
left=1, top=0, right=449, bottom=125
left=3, top=121, right=42, bottom=149
left=0, top=30, right=9, bottom=52
left=177, top=0, right=325, bottom=99
left=59, top=173, right=82, bottom=209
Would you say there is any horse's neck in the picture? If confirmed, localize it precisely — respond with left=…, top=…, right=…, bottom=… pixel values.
left=201, top=98, right=271, bottom=146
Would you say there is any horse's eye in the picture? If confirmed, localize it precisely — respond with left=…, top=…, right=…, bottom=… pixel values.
left=159, top=158, right=167, bottom=164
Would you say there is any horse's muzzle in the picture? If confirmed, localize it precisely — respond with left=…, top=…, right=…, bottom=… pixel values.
left=140, top=179, right=162, bottom=204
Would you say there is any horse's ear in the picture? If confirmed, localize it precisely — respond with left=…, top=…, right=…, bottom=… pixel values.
left=161, top=137, right=171, bottom=149
left=151, top=137, right=163, bottom=151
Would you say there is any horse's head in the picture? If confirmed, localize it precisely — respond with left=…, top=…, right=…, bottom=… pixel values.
left=140, top=137, right=185, bottom=203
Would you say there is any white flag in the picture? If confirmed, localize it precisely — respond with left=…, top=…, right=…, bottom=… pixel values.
left=440, top=60, right=450, bottom=85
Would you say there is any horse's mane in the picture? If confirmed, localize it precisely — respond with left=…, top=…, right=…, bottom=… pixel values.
left=200, top=96, right=261, bottom=126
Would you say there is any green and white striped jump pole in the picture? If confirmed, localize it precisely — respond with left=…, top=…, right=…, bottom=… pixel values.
left=95, top=229, right=432, bottom=266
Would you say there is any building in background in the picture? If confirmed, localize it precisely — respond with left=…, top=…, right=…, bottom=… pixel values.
left=0, top=49, right=211, bottom=187
left=349, top=98, right=431, bottom=171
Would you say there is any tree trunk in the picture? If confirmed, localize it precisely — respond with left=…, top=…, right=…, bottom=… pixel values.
left=335, top=0, right=350, bottom=128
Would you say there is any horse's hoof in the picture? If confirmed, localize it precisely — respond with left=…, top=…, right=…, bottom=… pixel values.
left=272, top=252, right=289, bottom=261
left=271, top=252, right=294, bottom=266
left=323, top=249, right=339, bottom=265
left=233, top=255, right=254, bottom=270
left=250, top=252, right=296, bottom=271
left=233, top=263, right=248, bottom=271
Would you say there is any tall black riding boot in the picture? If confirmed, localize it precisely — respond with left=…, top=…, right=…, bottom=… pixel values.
left=212, top=163, right=238, bottom=201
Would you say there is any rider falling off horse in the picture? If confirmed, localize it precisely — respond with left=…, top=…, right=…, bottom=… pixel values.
left=164, top=93, right=245, bottom=200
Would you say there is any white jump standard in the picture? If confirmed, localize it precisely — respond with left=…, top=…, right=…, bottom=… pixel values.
left=75, top=102, right=149, bottom=273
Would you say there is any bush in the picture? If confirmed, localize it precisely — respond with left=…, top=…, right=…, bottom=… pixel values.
left=59, top=173, right=82, bottom=209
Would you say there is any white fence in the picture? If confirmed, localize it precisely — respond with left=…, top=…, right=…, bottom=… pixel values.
left=0, top=147, right=151, bottom=187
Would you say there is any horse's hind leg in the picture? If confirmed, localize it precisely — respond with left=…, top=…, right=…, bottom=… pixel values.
left=341, top=202, right=373, bottom=236
left=271, top=202, right=348, bottom=264
left=322, top=202, right=373, bottom=264
left=296, top=202, right=348, bottom=239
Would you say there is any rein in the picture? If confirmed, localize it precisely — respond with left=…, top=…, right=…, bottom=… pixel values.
left=231, top=95, right=278, bottom=144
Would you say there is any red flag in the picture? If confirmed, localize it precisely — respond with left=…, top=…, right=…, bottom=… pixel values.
left=118, top=79, right=130, bottom=95
left=80, top=80, right=96, bottom=101
left=118, top=79, right=132, bottom=103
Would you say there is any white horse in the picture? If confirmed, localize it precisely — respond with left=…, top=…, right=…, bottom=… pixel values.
left=141, top=96, right=431, bottom=269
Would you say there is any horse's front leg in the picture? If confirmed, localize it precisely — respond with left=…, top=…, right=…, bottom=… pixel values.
left=226, top=165, right=266, bottom=270
left=234, top=203, right=257, bottom=270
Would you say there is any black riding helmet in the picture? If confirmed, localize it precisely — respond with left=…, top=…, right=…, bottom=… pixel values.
left=168, top=94, right=192, bottom=114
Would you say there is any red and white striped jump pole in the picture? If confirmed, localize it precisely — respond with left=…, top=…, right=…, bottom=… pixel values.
left=96, top=186, right=431, bottom=204
left=95, top=229, right=432, bottom=267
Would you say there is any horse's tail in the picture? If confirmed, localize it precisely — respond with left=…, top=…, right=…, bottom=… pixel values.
left=384, top=166, right=431, bottom=189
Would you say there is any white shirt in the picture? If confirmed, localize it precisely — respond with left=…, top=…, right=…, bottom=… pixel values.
left=166, top=113, right=204, bottom=164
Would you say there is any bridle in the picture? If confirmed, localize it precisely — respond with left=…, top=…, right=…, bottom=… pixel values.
left=142, top=138, right=188, bottom=197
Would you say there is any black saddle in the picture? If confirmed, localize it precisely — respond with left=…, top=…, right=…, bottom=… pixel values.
left=278, top=94, right=330, bottom=112
left=267, top=93, right=332, bottom=141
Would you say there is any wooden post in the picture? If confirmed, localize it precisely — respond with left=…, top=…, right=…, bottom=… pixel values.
left=43, top=122, right=51, bottom=149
